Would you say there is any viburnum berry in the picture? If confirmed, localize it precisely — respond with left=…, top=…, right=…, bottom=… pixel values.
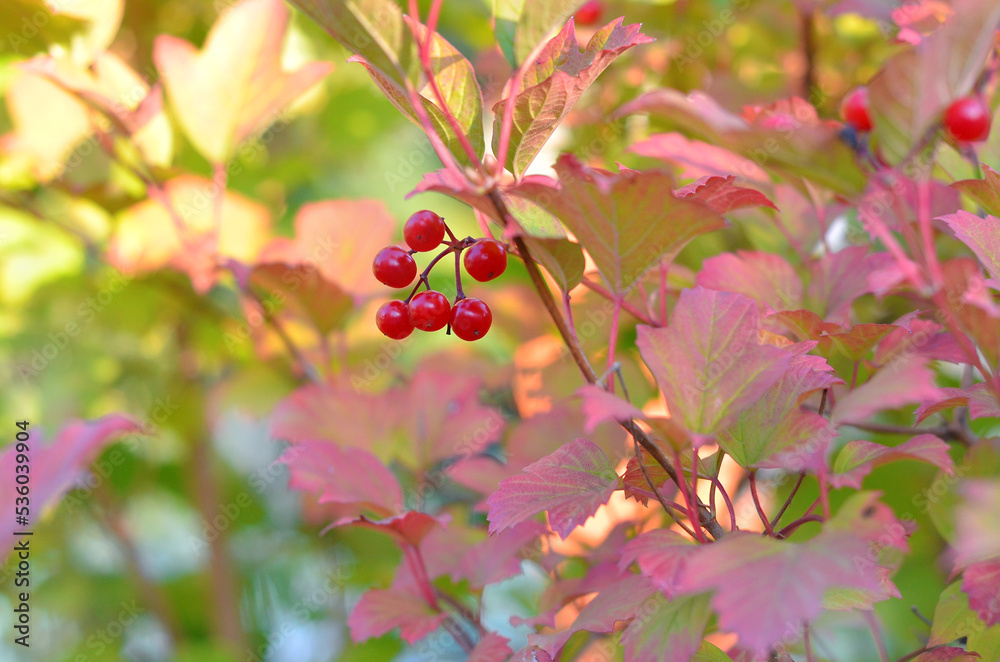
left=944, top=96, right=991, bottom=142
left=404, top=210, right=446, bottom=252
left=463, top=239, right=507, bottom=282
left=372, top=246, right=417, bottom=288
left=375, top=300, right=414, bottom=339
left=574, top=0, right=603, bottom=26
left=841, top=87, right=872, bottom=132
left=408, top=291, right=452, bottom=331
left=450, top=298, right=492, bottom=341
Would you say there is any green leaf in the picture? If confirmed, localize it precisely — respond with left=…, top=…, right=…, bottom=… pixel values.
left=493, top=18, right=652, bottom=176
left=929, top=580, right=1000, bottom=655
left=868, top=0, right=1000, bottom=164
left=620, top=592, right=713, bottom=662
left=514, top=155, right=726, bottom=294
left=523, top=237, right=585, bottom=292
left=289, top=0, right=484, bottom=166
left=493, top=0, right=582, bottom=66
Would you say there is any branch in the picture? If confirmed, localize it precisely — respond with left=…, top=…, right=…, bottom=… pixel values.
left=486, top=189, right=725, bottom=540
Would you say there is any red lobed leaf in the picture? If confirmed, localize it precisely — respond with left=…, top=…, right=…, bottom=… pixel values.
left=492, top=18, right=652, bottom=176
left=280, top=441, right=402, bottom=516
left=808, top=246, right=895, bottom=325
left=676, top=530, right=886, bottom=655
left=619, top=592, right=714, bottom=662
left=514, top=156, right=726, bottom=294
left=457, top=521, right=548, bottom=589
left=953, top=164, right=1000, bottom=218
left=831, top=434, right=955, bottom=489
left=324, top=511, right=449, bottom=547
left=468, top=632, right=513, bottom=662
left=486, top=438, right=619, bottom=539
left=637, top=287, right=793, bottom=438
left=962, top=559, right=1000, bottom=627
left=528, top=573, right=659, bottom=657
left=348, top=586, right=445, bottom=644
left=939, top=211, right=1000, bottom=284
left=1, top=415, right=140, bottom=559
left=832, top=361, right=944, bottom=425
left=618, top=529, right=699, bottom=598
left=697, top=251, right=802, bottom=314
left=576, top=384, right=645, bottom=432
left=674, top=175, right=777, bottom=214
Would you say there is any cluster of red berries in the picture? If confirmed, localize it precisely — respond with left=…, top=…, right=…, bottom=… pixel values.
left=841, top=86, right=992, bottom=142
left=372, top=210, right=507, bottom=342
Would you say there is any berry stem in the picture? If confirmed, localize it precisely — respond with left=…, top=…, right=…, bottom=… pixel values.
left=404, top=246, right=456, bottom=303
left=453, top=249, right=465, bottom=300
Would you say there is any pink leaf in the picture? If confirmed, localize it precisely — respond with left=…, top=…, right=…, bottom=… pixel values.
left=637, top=288, right=792, bottom=437
left=831, top=434, right=955, bottom=489
left=620, top=592, right=714, bottom=662
left=619, top=529, right=699, bottom=598
left=514, top=156, right=726, bottom=294
left=809, top=246, right=895, bottom=325
left=962, top=559, right=1000, bottom=627
left=528, top=573, right=658, bottom=657
left=675, top=175, right=777, bottom=214
left=696, top=251, right=802, bottom=313
left=348, top=587, right=445, bottom=644
left=1, top=415, right=140, bottom=559
left=628, top=133, right=771, bottom=189
left=468, top=633, right=513, bottom=662
left=717, top=341, right=840, bottom=469
left=954, top=481, right=1000, bottom=570
left=939, top=211, right=1000, bottom=283
left=458, top=522, right=548, bottom=589
left=153, top=0, right=332, bottom=163
left=493, top=18, right=652, bottom=176
left=510, top=647, right=554, bottom=662
left=324, top=511, right=448, bottom=547
left=832, top=361, right=944, bottom=425
left=280, top=442, right=402, bottom=516
left=243, top=262, right=354, bottom=335
left=816, top=324, right=898, bottom=362
left=916, top=383, right=1000, bottom=423
left=577, top=385, right=645, bottom=432
left=486, top=438, right=619, bottom=539
left=676, top=530, right=885, bottom=655
left=953, top=164, right=1000, bottom=218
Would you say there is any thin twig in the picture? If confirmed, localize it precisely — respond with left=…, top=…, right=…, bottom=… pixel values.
left=486, top=189, right=726, bottom=541
left=770, top=472, right=805, bottom=529
left=749, top=471, right=776, bottom=536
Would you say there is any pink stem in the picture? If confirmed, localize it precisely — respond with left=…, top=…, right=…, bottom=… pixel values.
left=748, top=471, right=775, bottom=536
left=673, top=448, right=707, bottom=543
left=917, top=175, right=944, bottom=288
left=607, top=296, right=622, bottom=394
left=405, top=545, right=439, bottom=609
left=408, top=0, right=483, bottom=170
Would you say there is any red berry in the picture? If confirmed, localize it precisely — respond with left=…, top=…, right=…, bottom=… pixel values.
left=574, top=0, right=603, bottom=26
left=841, top=87, right=872, bottom=132
left=372, top=246, right=417, bottom=288
left=944, top=96, right=991, bottom=142
left=408, top=291, right=451, bottom=331
left=404, top=210, right=446, bottom=252
left=376, top=300, right=414, bottom=339
left=463, top=239, right=507, bottom=282
left=451, top=299, right=492, bottom=341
